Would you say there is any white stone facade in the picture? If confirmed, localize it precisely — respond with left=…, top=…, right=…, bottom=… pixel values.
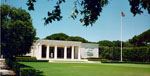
left=28, top=40, right=99, bottom=60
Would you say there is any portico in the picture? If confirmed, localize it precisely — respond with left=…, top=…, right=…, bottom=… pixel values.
left=39, top=45, right=81, bottom=60
left=29, top=40, right=99, bottom=61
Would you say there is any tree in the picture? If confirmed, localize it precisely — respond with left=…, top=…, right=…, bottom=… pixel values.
left=45, top=33, right=88, bottom=43
left=129, top=29, right=150, bottom=47
left=66, top=36, right=88, bottom=43
left=45, top=33, right=69, bottom=40
left=139, top=29, right=150, bottom=46
left=26, top=0, right=108, bottom=26
left=34, top=37, right=40, bottom=41
left=1, top=5, right=36, bottom=58
left=112, top=40, right=122, bottom=47
left=97, top=40, right=113, bottom=47
left=128, top=0, right=150, bottom=16
left=26, top=0, right=149, bottom=26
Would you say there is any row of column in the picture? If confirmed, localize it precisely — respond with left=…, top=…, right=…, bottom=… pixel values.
left=38, top=45, right=81, bottom=60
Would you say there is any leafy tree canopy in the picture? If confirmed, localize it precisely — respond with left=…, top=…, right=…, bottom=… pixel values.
left=1, top=5, right=36, bottom=58
left=97, top=40, right=113, bottom=47
left=129, top=29, right=150, bottom=47
left=66, top=36, right=88, bottom=43
left=45, top=33, right=88, bottom=43
left=98, top=40, right=133, bottom=47
left=34, top=36, right=40, bottom=41
left=45, top=33, right=69, bottom=40
left=26, top=0, right=149, bottom=26
left=26, top=0, right=108, bottom=26
left=129, top=0, right=150, bottom=16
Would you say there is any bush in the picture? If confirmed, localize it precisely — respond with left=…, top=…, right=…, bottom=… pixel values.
left=99, top=47, right=150, bottom=62
left=123, top=47, right=150, bottom=62
left=5, top=58, right=45, bottom=76
left=5, top=58, right=14, bottom=69
left=5, top=58, right=21, bottom=75
left=16, top=57, right=37, bottom=62
left=87, top=58, right=101, bottom=61
left=12, top=62, right=21, bottom=75
left=16, top=56, right=49, bottom=62
left=20, top=68, right=36, bottom=76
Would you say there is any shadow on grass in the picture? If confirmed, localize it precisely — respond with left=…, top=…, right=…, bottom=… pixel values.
left=18, top=63, right=45, bottom=76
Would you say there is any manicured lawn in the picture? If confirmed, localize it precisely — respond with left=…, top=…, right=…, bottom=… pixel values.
left=19, top=62, right=150, bottom=76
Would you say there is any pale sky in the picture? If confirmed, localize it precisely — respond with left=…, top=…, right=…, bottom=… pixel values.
left=1, top=0, right=150, bottom=42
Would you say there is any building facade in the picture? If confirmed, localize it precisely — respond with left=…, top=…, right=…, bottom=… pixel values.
left=28, top=40, right=99, bottom=61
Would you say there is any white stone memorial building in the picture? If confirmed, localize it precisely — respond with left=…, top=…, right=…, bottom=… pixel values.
left=28, top=40, right=99, bottom=61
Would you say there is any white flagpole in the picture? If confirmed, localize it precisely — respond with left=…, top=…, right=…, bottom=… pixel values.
left=120, top=13, right=123, bottom=62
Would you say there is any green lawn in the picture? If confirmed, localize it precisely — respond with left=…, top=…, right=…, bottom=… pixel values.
left=19, top=62, right=150, bottom=76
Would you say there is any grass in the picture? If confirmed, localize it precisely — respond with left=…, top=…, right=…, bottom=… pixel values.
left=19, top=62, right=150, bottom=76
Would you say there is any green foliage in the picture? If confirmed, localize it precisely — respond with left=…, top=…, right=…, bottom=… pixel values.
left=26, top=0, right=108, bottom=26
left=87, top=58, right=101, bottom=61
left=26, top=0, right=149, bottom=26
left=5, top=58, right=21, bottom=75
left=112, top=40, right=121, bottom=47
left=45, top=33, right=89, bottom=43
left=98, top=40, right=113, bottom=47
left=99, top=46, right=150, bottom=62
left=5, top=58, right=44, bottom=76
left=66, top=36, right=88, bottom=43
left=26, top=0, right=36, bottom=10
left=45, top=33, right=69, bottom=40
left=129, top=29, right=150, bottom=47
left=16, top=56, right=48, bottom=62
left=129, top=0, right=150, bottom=16
left=79, top=0, right=108, bottom=26
left=16, top=57, right=37, bottom=62
left=34, top=36, right=40, bottom=41
left=1, top=5, right=36, bottom=58
left=98, top=40, right=132, bottom=47
left=20, top=68, right=36, bottom=76
left=123, top=47, right=150, bottom=62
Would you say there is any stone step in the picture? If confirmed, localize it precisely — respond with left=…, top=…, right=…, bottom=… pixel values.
left=0, top=69, right=16, bottom=76
left=0, top=58, right=16, bottom=76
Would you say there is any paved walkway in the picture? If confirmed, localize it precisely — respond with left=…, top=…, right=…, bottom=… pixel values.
left=0, top=58, right=16, bottom=76
left=49, top=60, right=101, bottom=63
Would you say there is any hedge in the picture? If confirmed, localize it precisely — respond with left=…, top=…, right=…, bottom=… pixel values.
left=99, top=47, right=150, bottom=62
left=5, top=58, right=44, bottom=76
left=20, top=68, right=36, bottom=76
left=87, top=58, right=101, bottom=61
left=16, top=57, right=37, bottom=61
left=16, top=56, right=49, bottom=62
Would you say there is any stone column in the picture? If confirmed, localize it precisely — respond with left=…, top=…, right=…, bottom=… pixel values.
left=64, top=46, right=67, bottom=59
left=71, top=46, right=74, bottom=60
left=39, top=45, right=42, bottom=59
left=54, top=45, right=57, bottom=59
left=78, top=46, right=81, bottom=60
left=46, top=45, right=49, bottom=59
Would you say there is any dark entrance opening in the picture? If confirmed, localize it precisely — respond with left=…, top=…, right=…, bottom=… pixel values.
left=42, top=45, right=46, bottom=58
left=67, top=47, right=71, bottom=59
left=49, top=47, right=54, bottom=58
left=57, top=47, right=64, bottom=58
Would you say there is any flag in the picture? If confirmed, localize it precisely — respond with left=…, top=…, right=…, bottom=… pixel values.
left=121, top=12, right=125, bottom=17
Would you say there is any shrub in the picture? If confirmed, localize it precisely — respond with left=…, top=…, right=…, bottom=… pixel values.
left=20, top=68, right=36, bottom=76
left=99, top=47, right=150, bottom=62
left=16, top=57, right=37, bottom=62
left=16, top=56, right=49, bottom=62
left=87, top=58, right=101, bottom=61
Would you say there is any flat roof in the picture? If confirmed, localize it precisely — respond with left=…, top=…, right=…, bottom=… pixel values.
left=36, top=39, right=98, bottom=45
left=37, top=39, right=82, bottom=43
